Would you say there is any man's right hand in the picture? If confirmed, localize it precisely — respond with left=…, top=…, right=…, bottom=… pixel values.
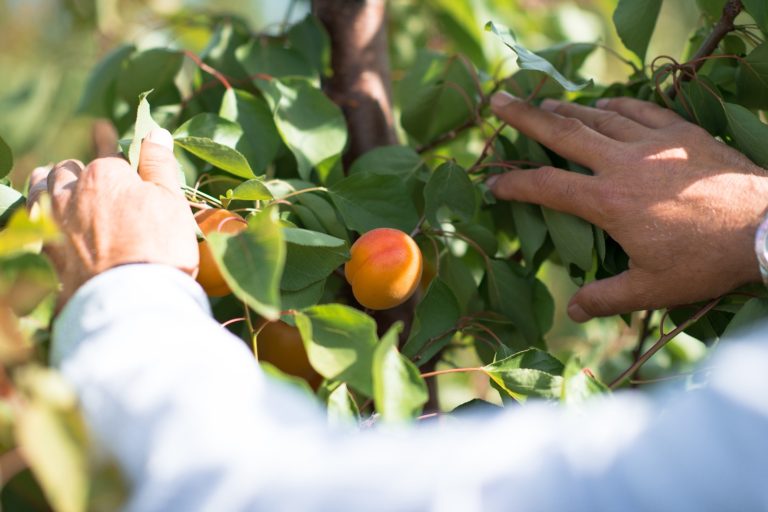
left=487, top=92, right=768, bottom=322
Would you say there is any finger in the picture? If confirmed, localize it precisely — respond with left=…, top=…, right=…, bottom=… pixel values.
left=138, top=128, right=180, bottom=192
left=47, top=159, right=83, bottom=193
left=27, top=165, right=52, bottom=208
left=47, top=160, right=84, bottom=216
left=486, top=166, right=603, bottom=225
left=490, top=91, right=620, bottom=171
left=595, top=97, right=684, bottom=129
left=567, top=270, right=652, bottom=322
left=540, top=99, right=651, bottom=142
left=92, top=119, right=119, bottom=158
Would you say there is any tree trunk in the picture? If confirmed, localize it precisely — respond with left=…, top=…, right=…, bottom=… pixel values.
left=312, top=0, right=397, bottom=165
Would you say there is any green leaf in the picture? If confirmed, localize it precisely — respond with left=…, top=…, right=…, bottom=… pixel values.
left=15, top=367, right=89, bottom=512
left=696, top=0, right=725, bottom=19
left=402, top=278, right=462, bottom=365
left=281, top=227, right=348, bottom=291
left=207, top=208, right=284, bottom=320
left=439, top=253, right=478, bottom=313
left=510, top=202, right=548, bottom=267
left=426, top=0, right=487, bottom=68
left=0, top=134, right=13, bottom=179
left=328, top=174, right=420, bottom=234
left=350, top=145, right=425, bottom=178
left=541, top=207, right=594, bottom=274
left=128, top=91, right=162, bottom=172
left=77, top=44, right=135, bottom=117
left=260, top=79, right=347, bottom=181
left=236, top=38, right=316, bottom=81
left=0, top=207, right=59, bottom=257
left=423, top=162, right=476, bottom=227
left=484, top=348, right=565, bottom=399
left=736, top=43, right=768, bottom=110
left=260, top=361, right=315, bottom=398
left=295, top=304, right=378, bottom=396
left=281, top=279, right=325, bottom=311
left=287, top=15, right=331, bottom=76
left=224, top=179, right=273, bottom=202
left=219, top=89, right=281, bottom=173
left=721, top=298, right=768, bottom=339
left=723, top=102, right=768, bottom=168
left=116, top=48, right=183, bottom=105
left=373, top=323, right=429, bottom=422
left=743, top=0, right=768, bottom=35
left=0, top=184, right=24, bottom=227
left=509, top=42, right=597, bottom=98
left=400, top=53, right=479, bottom=144
left=485, top=22, right=592, bottom=91
left=295, top=193, right=348, bottom=242
left=560, top=357, right=610, bottom=406
left=174, top=113, right=255, bottom=179
left=0, top=252, right=58, bottom=316
left=612, top=0, right=662, bottom=63
left=327, top=383, right=360, bottom=427
left=676, top=77, right=726, bottom=136
left=484, top=260, right=548, bottom=346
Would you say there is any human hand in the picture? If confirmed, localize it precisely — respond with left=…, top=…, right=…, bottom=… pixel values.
left=487, top=92, right=768, bottom=323
left=28, top=129, right=199, bottom=309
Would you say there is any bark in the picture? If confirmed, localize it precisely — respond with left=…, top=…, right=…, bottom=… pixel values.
left=312, top=0, right=397, bottom=164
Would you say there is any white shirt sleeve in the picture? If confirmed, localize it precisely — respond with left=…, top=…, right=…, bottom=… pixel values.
left=52, top=265, right=768, bottom=512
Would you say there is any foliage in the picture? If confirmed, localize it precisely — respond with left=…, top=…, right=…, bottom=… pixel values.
left=1, top=0, right=768, bottom=509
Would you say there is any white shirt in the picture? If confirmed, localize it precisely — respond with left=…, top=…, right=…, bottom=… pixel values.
left=52, top=265, right=768, bottom=511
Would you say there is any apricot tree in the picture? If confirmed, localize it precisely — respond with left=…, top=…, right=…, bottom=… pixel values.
left=0, top=0, right=768, bottom=509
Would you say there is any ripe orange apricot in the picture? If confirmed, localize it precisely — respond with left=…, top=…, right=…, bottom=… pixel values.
left=195, top=208, right=247, bottom=297
left=256, top=320, right=322, bottom=389
left=344, top=228, right=423, bottom=310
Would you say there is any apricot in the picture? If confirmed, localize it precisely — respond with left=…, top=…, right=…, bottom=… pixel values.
left=195, top=208, right=247, bottom=297
left=344, top=228, right=423, bottom=310
left=256, top=320, right=322, bottom=389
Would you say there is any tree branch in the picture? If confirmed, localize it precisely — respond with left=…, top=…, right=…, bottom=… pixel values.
left=312, top=0, right=397, bottom=165
left=666, top=0, right=743, bottom=98
left=609, top=298, right=721, bottom=389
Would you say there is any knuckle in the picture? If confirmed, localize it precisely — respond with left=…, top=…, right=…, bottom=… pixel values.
left=552, top=117, right=585, bottom=141
left=580, top=291, right=612, bottom=317
left=531, top=166, right=559, bottom=190
left=592, top=111, right=621, bottom=133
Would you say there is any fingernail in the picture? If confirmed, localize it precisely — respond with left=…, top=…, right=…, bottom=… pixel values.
left=595, top=98, right=610, bottom=109
left=540, top=99, right=561, bottom=112
left=145, top=128, right=174, bottom=151
left=491, top=91, right=517, bottom=110
left=567, top=303, right=591, bottom=323
left=485, top=174, right=500, bottom=189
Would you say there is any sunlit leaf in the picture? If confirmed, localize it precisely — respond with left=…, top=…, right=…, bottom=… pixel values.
left=127, top=91, right=161, bottom=172
left=612, top=0, right=662, bottom=63
left=327, top=383, right=360, bottom=427
left=723, top=102, right=768, bottom=168
left=373, top=323, right=429, bottom=422
left=296, top=304, right=378, bottom=396
left=174, top=113, right=255, bottom=179
left=485, top=22, right=592, bottom=91
left=207, top=208, right=284, bottom=319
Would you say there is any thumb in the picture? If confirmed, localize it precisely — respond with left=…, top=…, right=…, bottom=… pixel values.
left=568, top=270, right=651, bottom=322
left=139, top=128, right=180, bottom=191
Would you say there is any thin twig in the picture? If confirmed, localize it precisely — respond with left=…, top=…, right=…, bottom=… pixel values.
left=609, top=298, right=721, bottom=389
left=630, top=310, right=654, bottom=388
left=666, top=0, right=743, bottom=99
